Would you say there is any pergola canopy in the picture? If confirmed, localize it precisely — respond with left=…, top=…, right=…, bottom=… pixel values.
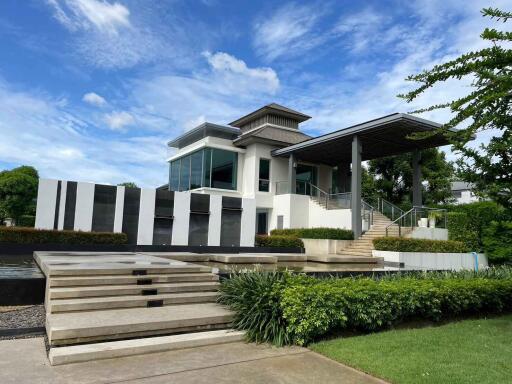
left=272, top=113, right=450, bottom=165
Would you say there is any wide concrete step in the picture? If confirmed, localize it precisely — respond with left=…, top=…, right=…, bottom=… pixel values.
left=47, top=303, right=234, bottom=346
left=49, top=291, right=219, bottom=313
left=340, top=250, right=374, bottom=256
left=49, top=273, right=218, bottom=287
left=48, top=329, right=245, bottom=366
left=43, top=263, right=212, bottom=277
left=49, top=282, right=220, bottom=299
left=308, top=255, right=382, bottom=263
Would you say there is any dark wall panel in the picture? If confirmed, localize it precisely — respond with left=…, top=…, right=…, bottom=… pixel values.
left=188, top=214, right=209, bottom=246
left=155, top=189, right=174, bottom=218
left=190, top=193, right=210, bottom=213
left=91, top=184, right=117, bottom=232
left=220, top=210, right=241, bottom=247
left=153, top=218, right=173, bottom=245
left=53, top=181, right=61, bottom=230
left=122, top=188, right=141, bottom=244
left=63, top=181, right=77, bottom=230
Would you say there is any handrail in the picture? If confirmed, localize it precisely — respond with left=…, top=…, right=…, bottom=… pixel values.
left=385, top=206, right=448, bottom=237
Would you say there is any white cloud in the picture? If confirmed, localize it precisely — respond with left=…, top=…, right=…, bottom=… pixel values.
left=203, top=51, right=279, bottom=93
left=104, top=110, right=135, bottom=131
left=82, top=92, right=107, bottom=106
left=253, top=2, right=326, bottom=61
left=184, top=115, right=206, bottom=131
left=46, top=1, right=192, bottom=69
left=47, top=0, right=130, bottom=35
left=0, top=79, right=166, bottom=187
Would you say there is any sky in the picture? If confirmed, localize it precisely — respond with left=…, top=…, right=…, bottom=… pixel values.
left=0, top=0, right=507, bottom=187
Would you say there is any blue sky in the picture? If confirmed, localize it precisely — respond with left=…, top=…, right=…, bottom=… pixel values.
left=0, top=0, right=506, bottom=186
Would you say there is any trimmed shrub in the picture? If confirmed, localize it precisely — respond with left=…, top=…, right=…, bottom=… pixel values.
left=220, top=268, right=512, bottom=346
left=447, top=212, right=479, bottom=250
left=16, top=215, right=35, bottom=228
left=270, top=227, right=353, bottom=240
left=280, top=274, right=512, bottom=345
left=255, top=235, right=303, bottom=248
left=0, top=227, right=128, bottom=244
left=483, top=221, right=512, bottom=264
left=373, top=237, right=469, bottom=253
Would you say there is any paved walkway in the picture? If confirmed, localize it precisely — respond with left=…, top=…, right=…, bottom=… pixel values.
left=0, top=337, right=386, bottom=384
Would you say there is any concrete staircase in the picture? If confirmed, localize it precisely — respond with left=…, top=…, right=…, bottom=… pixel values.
left=339, top=212, right=406, bottom=258
left=35, top=252, right=244, bottom=365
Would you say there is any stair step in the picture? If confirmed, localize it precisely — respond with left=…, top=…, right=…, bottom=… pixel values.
left=48, top=329, right=245, bottom=366
left=49, top=291, right=219, bottom=313
left=49, top=273, right=218, bottom=287
left=308, top=255, right=382, bottom=264
left=47, top=303, right=234, bottom=346
left=49, top=282, right=220, bottom=299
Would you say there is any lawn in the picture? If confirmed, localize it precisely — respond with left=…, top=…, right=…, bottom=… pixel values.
left=311, top=315, right=512, bottom=384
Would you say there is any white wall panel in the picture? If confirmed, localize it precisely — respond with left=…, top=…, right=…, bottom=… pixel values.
left=208, top=194, right=222, bottom=246
left=113, top=186, right=125, bottom=233
left=35, top=178, right=58, bottom=229
left=240, top=198, right=256, bottom=246
left=74, top=182, right=95, bottom=231
left=137, top=188, right=156, bottom=245
left=57, top=181, right=67, bottom=230
left=171, top=191, right=190, bottom=245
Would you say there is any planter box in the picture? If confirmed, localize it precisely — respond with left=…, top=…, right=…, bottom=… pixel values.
left=301, top=238, right=353, bottom=255
left=373, top=250, right=488, bottom=271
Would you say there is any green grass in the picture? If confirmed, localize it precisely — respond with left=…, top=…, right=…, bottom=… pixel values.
left=311, top=315, right=512, bottom=384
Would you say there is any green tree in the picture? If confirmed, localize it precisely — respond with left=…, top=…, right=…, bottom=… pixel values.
left=117, top=182, right=138, bottom=188
left=399, top=8, right=512, bottom=210
left=368, top=148, right=454, bottom=207
left=0, top=166, right=39, bottom=224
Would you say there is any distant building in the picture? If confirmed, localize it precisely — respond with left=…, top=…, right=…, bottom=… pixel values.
left=451, top=181, right=480, bottom=204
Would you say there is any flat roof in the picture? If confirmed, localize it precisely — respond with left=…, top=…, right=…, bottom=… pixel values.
left=167, top=123, right=240, bottom=149
left=272, top=113, right=451, bottom=165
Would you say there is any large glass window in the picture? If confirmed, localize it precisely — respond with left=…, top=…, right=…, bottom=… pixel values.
left=296, top=164, right=318, bottom=195
left=179, top=155, right=191, bottom=192
left=168, top=148, right=237, bottom=191
left=258, top=158, right=270, bottom=192
left=211, top=149, right=237, bottom=190
left=190, top=151, right=203, bottom=190
left=170, top=160, right=180, bottom=191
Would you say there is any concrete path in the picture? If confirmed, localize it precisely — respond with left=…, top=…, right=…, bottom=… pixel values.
left=0, top=337, right=386, bottom=384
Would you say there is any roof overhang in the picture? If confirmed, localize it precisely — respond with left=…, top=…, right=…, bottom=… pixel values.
left=167, top=123, right=240, bottom=149
left=272, top=113, right=452, bottom=165
left=229, top=104, right=311, bottom=127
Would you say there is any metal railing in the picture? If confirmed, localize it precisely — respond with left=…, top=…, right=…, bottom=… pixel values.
left=385, top=206, right=448, bottom=237
left=274, top=180, right=374, bottom=229
left=365, top=196, right=404, bottom=222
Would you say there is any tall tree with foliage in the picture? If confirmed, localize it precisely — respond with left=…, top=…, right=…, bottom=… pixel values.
left=367, top=148, right=454, bottom=207
left=0, top=166, right=39, bottom=224
left=399, top=8, right=512, bottom=210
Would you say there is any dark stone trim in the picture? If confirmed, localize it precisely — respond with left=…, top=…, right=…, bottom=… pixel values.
left=63, top=181, right=77, bottom=230
left=53, top=181, right=61, bottom=230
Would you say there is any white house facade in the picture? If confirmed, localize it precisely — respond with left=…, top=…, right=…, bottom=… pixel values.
left=35, top=103, right=451, bottom=246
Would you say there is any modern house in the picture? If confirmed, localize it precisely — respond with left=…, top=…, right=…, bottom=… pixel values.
left=35, top=103, right=450, bottom=246
left=450, top=181, right=480, bottom=204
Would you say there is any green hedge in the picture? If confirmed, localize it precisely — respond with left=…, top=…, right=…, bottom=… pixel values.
left=483, top=221, right=512, bottom=264
left=373, top=237, right=469, bottom=253
left=16, top=215, right=35, bottom=227
left=270, top=228, right=353, bottom=240
left=255, top=235, right=303, bottom=248
left=447, top=212, right=479, bottom=250
left=0, top=227, right=128, bottom=244
left=219, top=268, right=512, bottom=346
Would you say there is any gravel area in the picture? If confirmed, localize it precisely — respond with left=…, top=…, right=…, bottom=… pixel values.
left=0, top=305, right=45, bottom=339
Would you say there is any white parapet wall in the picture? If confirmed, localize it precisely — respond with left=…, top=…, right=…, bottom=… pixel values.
left=373, top=250, right=488, bottom=271
left=35, top=178, right=257, bottom=247
left=302, top=238, right=353, bottom=255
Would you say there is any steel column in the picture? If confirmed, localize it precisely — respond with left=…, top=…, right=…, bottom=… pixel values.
left=351, top=136, right=362, bottom=239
